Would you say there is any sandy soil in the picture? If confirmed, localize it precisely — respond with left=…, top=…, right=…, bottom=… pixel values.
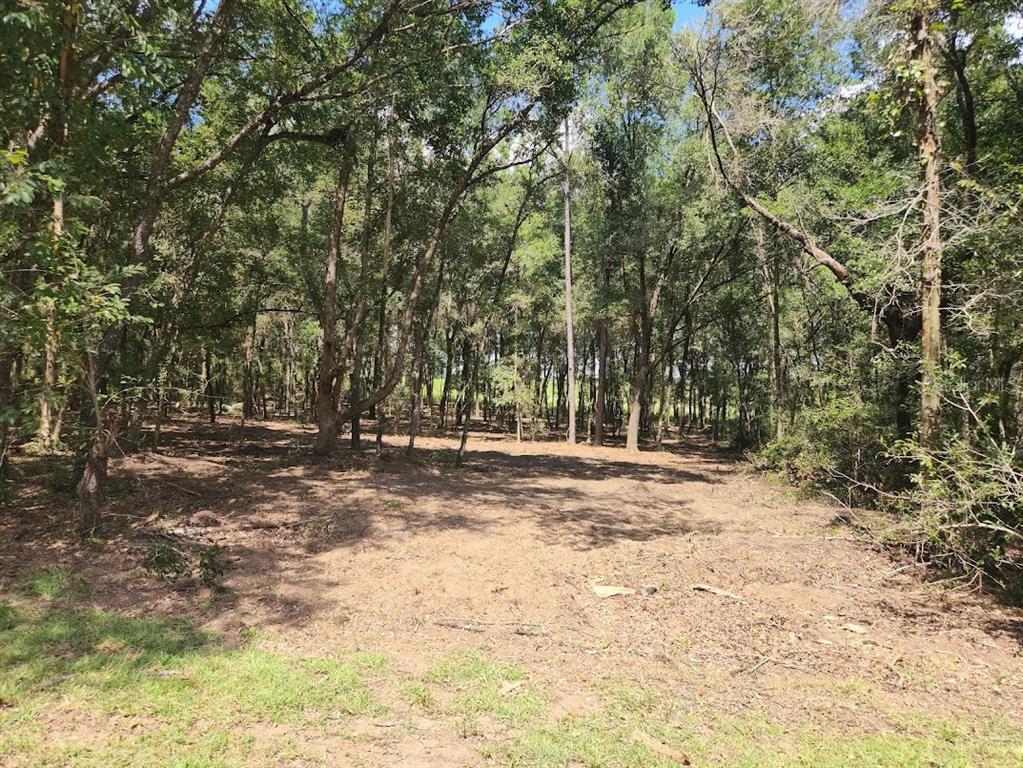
left=3, top=417, right=1022, bottom=764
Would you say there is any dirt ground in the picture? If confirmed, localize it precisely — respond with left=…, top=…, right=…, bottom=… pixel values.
left=3, top=417, right=1022, bottom=765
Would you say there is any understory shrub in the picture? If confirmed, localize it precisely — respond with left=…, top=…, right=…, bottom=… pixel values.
left=755, top=394, right=1022, bottom=591
left=752, top=396, right=896, bottom=503
left=143, top=541, right=229, bottom=590
left=903, top=435, right=1023, bottom=590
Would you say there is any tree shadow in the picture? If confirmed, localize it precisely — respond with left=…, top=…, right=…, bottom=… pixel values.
left=3, top=417, right=731, bottom=633
left=0, top=599, right=218, bottom=701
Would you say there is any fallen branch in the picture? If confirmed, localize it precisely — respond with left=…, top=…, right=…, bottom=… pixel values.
left=692, top=583, right=745, bottom=601
left=162, top=480, right=202, bottom=497
left=28, top=674, right=73, bottom=692
left=630, top=729, right=691, bottom=764
left=238, top=514, right=337, bottom=531
left=435, top=618, right=485, bottom=633
left=434, top=617, right=548, bottom=636
left=735, top=654, right=810, bottom=675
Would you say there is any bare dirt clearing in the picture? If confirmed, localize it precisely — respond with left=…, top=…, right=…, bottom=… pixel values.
left=2, top=418, right=1022, bottom=766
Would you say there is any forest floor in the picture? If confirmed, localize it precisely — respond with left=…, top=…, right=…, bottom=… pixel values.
left=2, top=417, right=1022, bottom=767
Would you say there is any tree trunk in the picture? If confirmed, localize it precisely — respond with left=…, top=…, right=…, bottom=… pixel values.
left=455, top=335, right=470, bottom=427
left=456, top=348, right=476, bottom=465
left=313, top=145, right=355, bottom=455
left=562, top=118, right=577, bottom=444
left=0, top=353, right=13, bottom=489
left=204, top=348, right=216, bottom=424
left=76, top=350, right=113, bottom=535
left=913, top=5, right=943, bottom=453
left=656, top=365, right=672, bottom=446
left=758, top=223, right=784, bottom=441
left=438, top=326, right=455, bottom=429
left=36, top=0, right=76, bottom=448
left=625, top=363, right=645, bottom=452
left=407, top=331, right=426, bottom=455
left=594, top=317, right=608, bottom=445
left=944, top=30, right=977, bottom=169
left=350, top=338, right=362, bottom=449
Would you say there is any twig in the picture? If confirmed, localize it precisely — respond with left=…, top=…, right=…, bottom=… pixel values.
left=28, top=674, right=72, bottom=692
left=735, top=654, right=809, bottom=675
left=163, top=480, right=202, bottom=497
left=692, top=583, right=745, bottom=602
left=434, top=617, right=548, bottom=636
left=435, top=618, right=485, bottom=633
left=630, top=729, right=691, bottom=764
left=238, top=514, right=336, bottom=531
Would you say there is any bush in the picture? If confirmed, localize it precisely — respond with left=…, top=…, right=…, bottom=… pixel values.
left=905, top=435, right=1023, bottom=589
left=753, top=395, right=896, bottom=503
left=143, top=541, right=229, bottom=591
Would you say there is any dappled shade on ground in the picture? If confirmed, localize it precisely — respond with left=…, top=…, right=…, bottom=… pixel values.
left=2, top=418, right=1022, bottom=766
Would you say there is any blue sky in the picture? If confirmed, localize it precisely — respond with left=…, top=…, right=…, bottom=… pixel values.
left=672, top=0, right=706, bottom=31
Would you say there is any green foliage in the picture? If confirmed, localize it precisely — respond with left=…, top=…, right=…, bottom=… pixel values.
left=142, top=543, right=192, bottom=583
left=197, top=545, right=228, bottom=590
left=142, top=543, right=229, bottom=590
left=754, top=396, right=896, bottom=501
left=902, top=434, right=1023, bottom=589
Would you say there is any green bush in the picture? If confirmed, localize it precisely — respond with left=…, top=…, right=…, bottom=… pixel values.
left=905, top=435, right=1023, bottom=590
left=143, top=542, right=229, bottom=590
left=753, top=395, right=896, bottom=503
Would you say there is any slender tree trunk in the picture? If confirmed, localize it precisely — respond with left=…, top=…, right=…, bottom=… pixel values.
left=407, top=332, right=426, bottom=455
left=456, top=348, right=476, bottom=465
left=350, top=339, right=362, bottom=449
left=562, top=118, right=577, bottom=444
left=76, top=349, right=113, bottom=535
left=913, top=5, right=943, bottom=453
left=36, top=0, right=77, bottom=448
left=944, top=30, right=977, bottom=169
left=514, top=317, right=523, bottom=442
left=656, top=365, right=672, bottom=446
left=0, top=353, right=13, bottom=489
left=456, top=335, right=470, bottom=427
left=758, top=223, right=784, bottom=441
left=204, top=348, right=215, bottom=423
left=242, top=308, right=257, bottom=425
left=438, top=326, right=455, bottom=429
left=625, top=322, right=650, bottom=450
left=594, top=317, right=609, bottom=446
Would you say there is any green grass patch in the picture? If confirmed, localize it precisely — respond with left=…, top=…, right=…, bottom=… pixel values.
left=0, top=599, right=372, bottom=767
left=502, top=680, right=1023, bottom=768
left=396, top=681, right=439, bottom=712
left=421, top=651, right=543, bottom=726
left=3, top=595, right=1019, bottom=768
left=14, top=569, right=89, bottom=601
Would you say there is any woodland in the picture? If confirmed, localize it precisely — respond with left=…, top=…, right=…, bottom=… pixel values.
left=2, top=0, right=1023, bottom=765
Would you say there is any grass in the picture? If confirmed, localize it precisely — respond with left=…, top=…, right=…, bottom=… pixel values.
left=500, top=679, right=1023, bottom=768
left=15, top=568, right=89, bottom=601
left=0, top=584, right=373, bottom=767
left=422, top=651, right=544, bottom=727
left=2, top=571, right=1021, bottom=767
